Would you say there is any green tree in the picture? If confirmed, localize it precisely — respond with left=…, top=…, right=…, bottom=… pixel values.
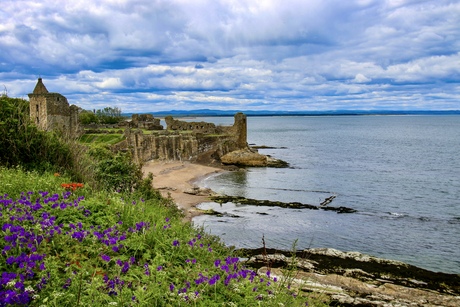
left=79, top=110, right=99, bottom=125
left=96, top=107, right=124, bottom=124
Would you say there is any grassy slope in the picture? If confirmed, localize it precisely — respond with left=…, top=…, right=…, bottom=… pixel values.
left=0, top=168, right=326, bottom=306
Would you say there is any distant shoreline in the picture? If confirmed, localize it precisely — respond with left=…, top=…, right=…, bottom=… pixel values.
left=124, top=109, right=460, bottom=117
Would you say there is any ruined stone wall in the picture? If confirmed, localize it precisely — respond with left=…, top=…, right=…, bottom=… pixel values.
left=29, top=95, right=48, bottom=131
left=126, top=130, right=199, bottom=163
left=69, top=105, right=80, bottom=136
left=221, top=112, right=247, bottom=148
left=45, top=94, right=70, bottom=132
left=165, top=116, right=220, bottom=134
left=130, top=114, right=163, bottom=130
left=126, top=113, right=248, bottom=164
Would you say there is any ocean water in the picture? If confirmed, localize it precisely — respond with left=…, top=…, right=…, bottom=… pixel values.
left=192, top=115, right=460, bottom=274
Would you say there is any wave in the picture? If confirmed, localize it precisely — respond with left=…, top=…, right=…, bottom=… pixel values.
left=388, top=212, right=408, bottom=218
left=379, top=212, right=460, bottom=225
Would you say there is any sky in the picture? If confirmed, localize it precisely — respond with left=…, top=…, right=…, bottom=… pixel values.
left=1, top=0, right=459, bottom=112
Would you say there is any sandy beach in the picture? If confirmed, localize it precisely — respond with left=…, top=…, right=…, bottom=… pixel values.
left=141, top=160, right=224, bottom=220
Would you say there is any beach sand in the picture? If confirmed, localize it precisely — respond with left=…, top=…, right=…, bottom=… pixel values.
left=141, top=160, right=224, bottom=220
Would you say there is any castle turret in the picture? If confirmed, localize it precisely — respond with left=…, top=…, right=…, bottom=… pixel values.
left=28, top=78, right=80, bottom=137
left=32, top=78, right=49, bottom=94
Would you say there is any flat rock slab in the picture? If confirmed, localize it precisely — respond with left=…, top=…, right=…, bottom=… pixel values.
left=240, top=247, right=460, bottom=306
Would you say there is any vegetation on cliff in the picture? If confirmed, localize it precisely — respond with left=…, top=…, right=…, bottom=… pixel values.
left=79, top=107, right=125, bottom=125
left=0, top=96, right=326, bottom=306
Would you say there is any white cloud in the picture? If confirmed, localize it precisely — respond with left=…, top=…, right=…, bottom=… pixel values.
left=97, top=77, right=122, bottom=89
left=353, top=74, right=372, bottom=83
left=0, top=0, right=459, bottom=111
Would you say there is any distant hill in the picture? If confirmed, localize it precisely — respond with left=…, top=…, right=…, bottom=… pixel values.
left=122, top=109, right=460, bottom=117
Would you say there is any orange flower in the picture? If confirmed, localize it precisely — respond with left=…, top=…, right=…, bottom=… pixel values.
left=61, top=182, right=84, bottom=191
left=54, top=173, right=60, bottom=177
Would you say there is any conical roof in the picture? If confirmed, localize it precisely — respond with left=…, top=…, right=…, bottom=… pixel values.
left=32, top=78, right=49, bottom=94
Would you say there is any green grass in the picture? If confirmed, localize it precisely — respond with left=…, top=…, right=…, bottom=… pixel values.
left=79, top=134, right=125, bottom=145
left=0, top=167, right=328, bottom=306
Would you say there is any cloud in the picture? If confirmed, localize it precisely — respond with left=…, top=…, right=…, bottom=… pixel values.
left=353, top=74, right=372, bottom=84
left=0, top=0, right=459, bottom=111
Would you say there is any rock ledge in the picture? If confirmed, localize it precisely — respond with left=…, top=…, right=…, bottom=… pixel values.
left=220, top=148, right=289, bottom=167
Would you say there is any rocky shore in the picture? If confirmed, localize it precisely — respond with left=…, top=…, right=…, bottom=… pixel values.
left=208, top=194, right=357, bottom=214
left=142, top=160, right=460, bottom=306
left=241, top=247, right=460, bottom=306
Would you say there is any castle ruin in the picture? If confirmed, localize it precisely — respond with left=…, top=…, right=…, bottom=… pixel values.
left=124, top=113, right=248, bottom=164
left=27, top=79, right=283, bottom=167
left=28, top=78, right=80, bottom=138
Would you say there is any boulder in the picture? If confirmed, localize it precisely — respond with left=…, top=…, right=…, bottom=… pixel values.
left=183, top=187, right=213, bottom=196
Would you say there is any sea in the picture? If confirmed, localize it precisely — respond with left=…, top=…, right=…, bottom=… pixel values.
left=190, top=115, right=460, bottom=274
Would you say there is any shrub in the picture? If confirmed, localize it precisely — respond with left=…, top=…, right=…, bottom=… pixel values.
left=78, top=110, right=98, bottom=125
left=0, top=97, right=72, bottom=173
left=88, top=146, right=142, bottom=192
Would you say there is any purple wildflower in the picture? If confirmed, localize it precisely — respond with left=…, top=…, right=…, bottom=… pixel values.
left=209, top=274, right=220, bottom=285
left=220, top=265, right=229, bottom=273
left=144, top=263, right=150, bottom=276
left=63, top=278, right=72, bottom=289
left=122, top=262, right=130, bottom=274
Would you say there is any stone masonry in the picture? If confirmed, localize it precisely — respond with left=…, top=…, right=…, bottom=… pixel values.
left=125, top=113, right=248, bottom=164
left=28, top=78, right=80, bottom=138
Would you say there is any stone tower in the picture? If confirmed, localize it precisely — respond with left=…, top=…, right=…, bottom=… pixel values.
left=28, top=78, right=80, bottom=137
left=233, top=112, right=247, bottom=148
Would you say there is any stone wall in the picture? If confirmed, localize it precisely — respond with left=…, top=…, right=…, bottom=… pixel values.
left=126, top=113, right=248, bottom=164
left=29, top=95, right=48, bottom=131
left=164, top=112, right=247, bottom=148
left=28, top=78, right=80, bottom=138
left=130, top=114, right=163, bottom=130
left=165, top=116, right=219, bottom=134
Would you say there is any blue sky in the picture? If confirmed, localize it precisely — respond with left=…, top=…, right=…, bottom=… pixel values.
left=1, top=0, right=459, bottom=112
